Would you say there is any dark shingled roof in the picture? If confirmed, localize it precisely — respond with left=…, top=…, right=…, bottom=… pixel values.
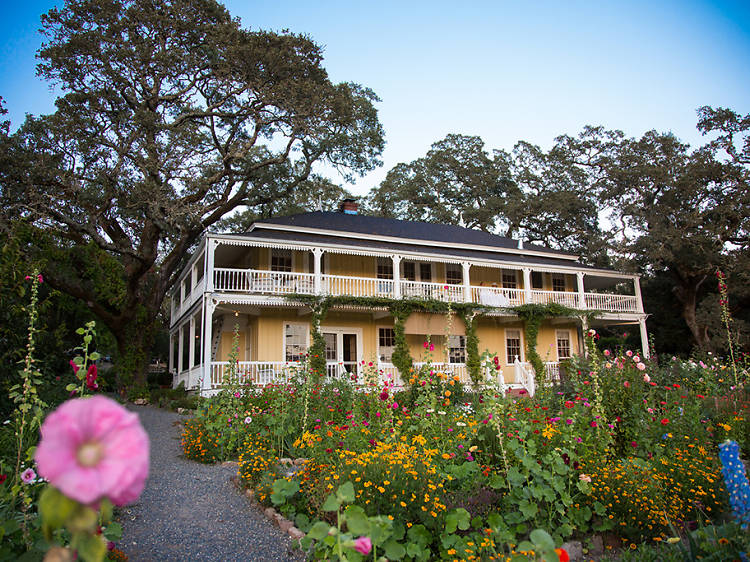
left=252, top=212, right=573, bottom=257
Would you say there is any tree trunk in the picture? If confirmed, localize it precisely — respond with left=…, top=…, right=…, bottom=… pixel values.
left=672, top=272, right=713, bottom=352
left=112, top=313, right=157, bottom=390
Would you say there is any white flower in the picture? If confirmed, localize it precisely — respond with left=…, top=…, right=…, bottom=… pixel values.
left=426, top=408, right=435, bottom=413
left=437, top=411, right=446, bottom=416
left=244, top=416, right=252, bottom=424
left=456, top=422, right=467, bottom=427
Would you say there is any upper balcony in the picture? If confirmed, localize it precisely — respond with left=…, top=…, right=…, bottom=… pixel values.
left=211, top=267, right=641, bottom=313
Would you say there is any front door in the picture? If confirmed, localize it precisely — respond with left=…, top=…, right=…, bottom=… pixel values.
left=322, top=328, right=361, bottom=379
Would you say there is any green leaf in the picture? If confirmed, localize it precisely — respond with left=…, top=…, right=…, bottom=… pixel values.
left=336, top=481, right=355, bottom=504
left=65, top=384, right=77, bottom=392
left=306, top=521, right=331, bottom=541
left=75, top=328, right=85, bottom=335
left=89, top=352, right=101, bottom=361
left=530, top=529, right=555, bottom=551
left=519, top=500, right=538, bottom=519
left=74, top=533, right=107, bottom=562
left=407, top=524, right=431, bottom=547
left=343, top=505, right=370, bottom=535
left=103, top=521, right=122, bottom=542
left=39, top=486, right=77, bottom=539
left=321, top=493, right=340, bottom=512
left=507, top=466, right=525, bottom=486
left=384, top=539, right=406, bottom=560
left=488, top=474, right=505, bottom=489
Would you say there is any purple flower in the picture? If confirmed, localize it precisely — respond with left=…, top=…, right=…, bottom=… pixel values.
left=354, top=537, right=372, bottom=555
left=21, top=468, right=36, bottom=484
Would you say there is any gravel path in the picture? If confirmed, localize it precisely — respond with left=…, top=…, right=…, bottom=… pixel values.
left=120, top=405, right=304, bottom=561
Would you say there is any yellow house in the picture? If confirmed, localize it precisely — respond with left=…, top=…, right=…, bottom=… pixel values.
left=168, top=200, right=647, bottom=395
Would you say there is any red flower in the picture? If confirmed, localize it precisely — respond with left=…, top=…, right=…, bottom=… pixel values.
left=86, top=364, right=99, bottom=391
left=661, top=418, right=669, bottom=425
left=70, top=360, right=79, bottom=374
left=564, top=401, right=575, bottom=409
left=555, top=548, right=570, bottom=562
left=0, top=474, right=6, bottom=485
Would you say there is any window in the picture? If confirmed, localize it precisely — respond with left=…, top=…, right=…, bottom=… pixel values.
left=324, top=333, right=337, bottom=361
left=376, top=257, right=393, bottom=279
left=284, top=323, right=307, bottom=362
left=502, top=270, right=517, bottom=289
left=446, top=263, right=462, bottom=285
left=271, top=249, right=292, bottom=272
left=552, top=274, right=566, bottom=292
left=420, top=263, right=432, bottom=282
left=378, top=328, right=395, bottom=362
left=448, top=335, right=466, bottom=364
left=531, top=271, right=544, bottom=289
left=182, top=277, right=190, bottom=300
left=195, top=255, right=205, bottom=283
left=556, top=330, right=572, bottom=360
left=505, top=329, right=522, bottom=364
left=402, top=261, right=416, bottom=281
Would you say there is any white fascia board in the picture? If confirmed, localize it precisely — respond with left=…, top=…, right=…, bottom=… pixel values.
left=212, top=233, right=634, bottom=281
left=249, top=222, right=580, bottom=261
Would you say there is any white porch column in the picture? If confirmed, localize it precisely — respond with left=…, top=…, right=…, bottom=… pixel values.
left=576, top=272, right=586, bottom=310
left=313, top=248, right=324, bottom=295
left=580, top=316, right=589, bottom=358
left=634, top=276, right=644, bottom=313
left=522, top=268, right=532, bottom=304
left=169, top=334, right=175, bottom=374
left=638, top=317, right=650, bottom=359
left=461, top=262, right=472, bottom=302
left=392, top=255, right=402, bottom=298
left=202, top=298, right=218, bottom=393
left=205, top=237, right=216, bottom=292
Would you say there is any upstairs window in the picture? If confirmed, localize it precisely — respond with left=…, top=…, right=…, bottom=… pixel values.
left=445, top=263, right=462, bottom=285
left=377, top=257, right=393, bottom=279
left=402, top=261, right=416, bottom=281
left=448, top=335, right=466, bottom=364
left=557, top=330, right=572, bottom=360
left=284, top=323, right=307, bottom=362
left=378, top=327, right=395, bottom=363
left=271, top=249, right=293, bottom=272
left=552, top=274, right=566, bottom=292
left=531, top=271, right=544, bottom=289
left=420, top=263, right=432, bottom=282
left=505, top=329, right=522, bottom=364
left=502, top=270, right=517, bottom=289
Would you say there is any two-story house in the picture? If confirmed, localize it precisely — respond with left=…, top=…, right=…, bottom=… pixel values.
left=168, top=200, right=647, bottom=395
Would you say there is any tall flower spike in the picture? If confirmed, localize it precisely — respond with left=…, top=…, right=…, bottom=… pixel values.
left=718, top=440, right=750, bottom=529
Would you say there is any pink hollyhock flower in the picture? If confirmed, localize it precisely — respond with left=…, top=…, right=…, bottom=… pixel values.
left=633, top=355, right=640, bottom=363
left=38, top=274, right=44, bottom=283
left=429, top=343, right=434, bottom=351
left=623, top=381, right=630, bottom=388
left=603, top=349, right=610, bottom=357
left=21, top=468, right=36, bottom=483
left=354, top=536, right=372, bottom=555
left=70, top=360, right=79, bottom=374
left=423, top=341, right=429, bottom=349
left=35, top=395, right=149, bottom=506
left=643, top=374, right=651, bottom=383
left=86, top=364, right=98, bottom=391
left=636, top=362, right=646, bottom=371
left=626, top=350, right=633, bottom=357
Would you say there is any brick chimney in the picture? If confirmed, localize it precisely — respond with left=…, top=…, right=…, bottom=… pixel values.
left=339, top=198, right=359, bottom=215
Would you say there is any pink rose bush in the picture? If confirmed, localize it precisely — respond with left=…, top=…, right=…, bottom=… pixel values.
left=35, top=395, right=149, bottom=506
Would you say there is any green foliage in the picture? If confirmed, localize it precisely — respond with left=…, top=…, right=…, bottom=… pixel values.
left=513, top=303, right=583, bottom=385
left=458, top=311, right=482, bottom=385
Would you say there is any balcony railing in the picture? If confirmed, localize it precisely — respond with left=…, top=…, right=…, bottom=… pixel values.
left=209, top=268, right=640, bottom=313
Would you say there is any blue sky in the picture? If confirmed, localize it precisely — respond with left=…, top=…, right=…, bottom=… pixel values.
left=1, top=0, right=748, bottom=194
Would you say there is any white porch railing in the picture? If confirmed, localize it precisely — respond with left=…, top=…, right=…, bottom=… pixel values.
left=585, top=293, right=639, bottom=313
left=530, top=290, right=581, bottom=308
left=322, top=275, right=392, bottom=298
left=207, top=267, right=641, bottom=313
left=214, top=269, right=316, bottom=295
left=210, top=361, right=296, bottom=388
left=473, top=286, right=525, bottom=307
left=544, top=361, right=561, bottom=383
left=514, top=357, right=536, bottom=397
left=401, top=281, right=464, bottom=302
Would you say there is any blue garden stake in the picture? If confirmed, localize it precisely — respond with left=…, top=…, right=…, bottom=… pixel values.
left=718, top=440, right=750, bottom=529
